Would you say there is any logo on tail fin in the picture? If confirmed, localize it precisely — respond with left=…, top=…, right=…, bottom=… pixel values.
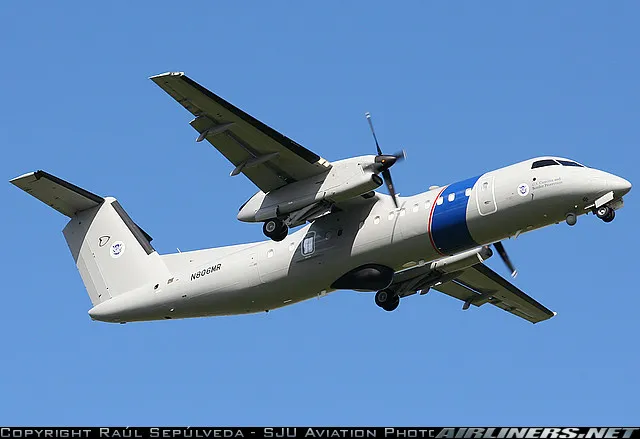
left=110, top=241, right=125, bottom=258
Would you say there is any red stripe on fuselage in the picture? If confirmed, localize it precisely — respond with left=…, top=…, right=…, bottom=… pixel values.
left=428, top=186, right=449, bottom=256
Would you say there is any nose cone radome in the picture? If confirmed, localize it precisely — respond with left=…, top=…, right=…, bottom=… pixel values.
left=610, top=175, right=632, bottom=197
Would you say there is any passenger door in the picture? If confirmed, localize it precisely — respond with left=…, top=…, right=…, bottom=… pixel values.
left=476, top=175, right=497, bottom=215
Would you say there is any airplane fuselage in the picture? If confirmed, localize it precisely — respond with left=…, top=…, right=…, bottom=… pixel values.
left=87, top=156, right=631, bottom=323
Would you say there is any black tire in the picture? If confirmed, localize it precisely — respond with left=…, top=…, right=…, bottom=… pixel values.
left=603, top=209, right=615, bottom=223
left=375, top=290, right=399, bottom=311
left=263, top=219, right=288, bottom=241
left=375, top=290, right=390, bottom=307
left=271, top=224, right=289, bottom=241
left=382, top=296, right=400, bottom=312
left=263, top=219, right=281, bottom=236
left=596, top=206, right=611, bottom=220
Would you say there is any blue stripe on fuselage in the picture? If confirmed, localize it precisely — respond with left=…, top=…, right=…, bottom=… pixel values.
left=430, top=175, right=481, bottom=255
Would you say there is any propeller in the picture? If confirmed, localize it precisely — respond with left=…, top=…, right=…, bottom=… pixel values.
left=493, top=241, right=518, bottom=278
left=365, top=112, right=406, bottom=208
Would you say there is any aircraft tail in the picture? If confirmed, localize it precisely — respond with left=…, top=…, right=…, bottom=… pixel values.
left=10, top=171, right=171, bottom=306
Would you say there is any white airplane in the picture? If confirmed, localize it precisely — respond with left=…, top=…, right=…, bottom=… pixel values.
left=11, top=72, right=632, bottom=324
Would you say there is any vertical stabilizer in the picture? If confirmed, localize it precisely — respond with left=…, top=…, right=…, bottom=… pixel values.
left=11, top=171, right=171, bottom=306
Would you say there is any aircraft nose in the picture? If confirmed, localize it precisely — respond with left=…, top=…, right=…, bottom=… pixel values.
left=609, top=175, right=632, bottom=197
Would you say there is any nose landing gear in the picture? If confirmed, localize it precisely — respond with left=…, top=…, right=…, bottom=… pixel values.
left=375, top=289, right=400, bottom=312
left=263, top=219, right=289, bottom=241
left=595, top=205, right=615, bottom=223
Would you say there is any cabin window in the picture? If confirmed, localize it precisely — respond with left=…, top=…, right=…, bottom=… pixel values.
left=425, top=200, right=431, bottom=209
left=388, top=212, right=395, bottom=220
left=302, top=233, right=315, bottom=256
left=289, top=242, right=296, bottom=252
left=531, top=159, right=560, bottom=169
left=558, top=160, right=584, bottom=167
left=465, top=188, right=472, bottom=197
left=374, top=216, right=380, bottom=225
left=399, top=208, right=406, bottom=216
left=436, top=197, right=444, bottom=205
left=413, top=204, right=419, bottom=212
left=358, top=221, right=364, bottom=229
left=448, top=193, right=455, bottom=202
left=267, top=249, right=274, bottom=258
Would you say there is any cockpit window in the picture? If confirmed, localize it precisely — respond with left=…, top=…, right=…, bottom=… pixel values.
left=558, top=160, right=584, bottom=168
left=531, top=159, right=560, bottom=169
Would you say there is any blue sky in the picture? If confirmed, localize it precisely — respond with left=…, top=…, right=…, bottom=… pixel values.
left=1, top=0, right=638, bottom=426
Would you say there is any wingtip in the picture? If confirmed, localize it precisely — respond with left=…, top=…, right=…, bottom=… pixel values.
left=9, top=171, right=37, bottom=184
left=149, top=71, right=185, bottom=81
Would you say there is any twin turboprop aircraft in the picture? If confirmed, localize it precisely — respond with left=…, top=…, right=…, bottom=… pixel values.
left=11, top=72, right=632, bottom=324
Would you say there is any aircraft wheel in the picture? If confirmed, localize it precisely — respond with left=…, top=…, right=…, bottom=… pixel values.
left=375, top=290, right=390, bottom=307
left=375, top=289, right=399, bottom=311
left=263, top=219, right=288, bottom=241
left=603, top=209, right=615, bottom=223
left=382, top=296, right=400, bottom=312
left=272, top=224, right=289, bottom=241
left=596, top=206, right=615, bottom=222
left=596, top=206, right=611, bottom=220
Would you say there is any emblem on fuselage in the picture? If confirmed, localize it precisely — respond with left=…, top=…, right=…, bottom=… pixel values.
left=518, top=183, right=530, bottom=197
left=110, top=241, right=125, bottom=258
left=98, top=235, right=110, bottom=247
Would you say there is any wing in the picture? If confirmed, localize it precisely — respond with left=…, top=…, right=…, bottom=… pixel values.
left=150, top=72, right=332, bottom=193
left=389, top=263, right=555, bottom=324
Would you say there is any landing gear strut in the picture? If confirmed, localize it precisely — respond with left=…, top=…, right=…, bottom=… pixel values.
left=375, top=289, right=400, bottom=312
left=595, top=205, right=615, bottom=223
left=263, top=219, right=288, bottom=241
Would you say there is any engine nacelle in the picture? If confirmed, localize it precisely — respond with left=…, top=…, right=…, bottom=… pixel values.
left=238, top=156, right=383, bottom=222
left=331, top=264, right=394, bottom=291
left=430, top=246, right=493, bottom=273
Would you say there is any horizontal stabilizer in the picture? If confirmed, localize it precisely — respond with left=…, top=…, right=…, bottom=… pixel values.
left=10, top=170, right=103, bottom=217
left=11, top=170, right=153, bottom=243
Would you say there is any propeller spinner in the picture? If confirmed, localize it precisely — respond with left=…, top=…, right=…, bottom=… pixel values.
left=365, top=112, right=405, bottom=208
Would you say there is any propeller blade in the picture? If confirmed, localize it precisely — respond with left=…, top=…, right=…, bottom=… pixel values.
left=365, top=112, right=383, bottom=156
left=493, top=241, right=517, bottom=278
left=382, top=169, right=399, bottom=208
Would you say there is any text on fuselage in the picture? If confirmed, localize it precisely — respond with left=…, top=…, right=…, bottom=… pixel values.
left=190, top=264, right=221, bottom=281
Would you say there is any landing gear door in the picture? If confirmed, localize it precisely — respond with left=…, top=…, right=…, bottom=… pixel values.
left=476, top=175, right=497, bottom=215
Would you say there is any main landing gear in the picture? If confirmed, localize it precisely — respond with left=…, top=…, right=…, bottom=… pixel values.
left=263, top=218, right=288, bottom=241
left=595, top=205, right=615, bottom=223
left=375, top=289, right=400, bottom=312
